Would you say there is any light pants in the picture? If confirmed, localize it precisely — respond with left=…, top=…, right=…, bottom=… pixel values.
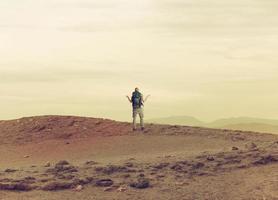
left=132, top=107, right=144, bottom=129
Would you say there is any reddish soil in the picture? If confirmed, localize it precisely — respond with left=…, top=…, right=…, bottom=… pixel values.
left=0, top=115, right=277, bottom=200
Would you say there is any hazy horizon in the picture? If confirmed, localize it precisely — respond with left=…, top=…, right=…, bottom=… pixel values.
left=1, top=0, right=278, bottom=121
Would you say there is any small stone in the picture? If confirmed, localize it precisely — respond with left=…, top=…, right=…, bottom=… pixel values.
left=138, top=173, right=145, bottom=177
left=96, top=179, right=114, bottom=187
left=129, top=178, right=150, bottom=189
left=0, top=183, right=33, bottom=191
left=117, top=186, right=127, bottom=192
left=55, top=160, right=70, bottom=166
left=124, top=162, right=133, bottom=167
left=45, top=162, right=51, bottom=167
left=85, top=161, right=98, bottom=165
left=4, top=169, right=17, bottom=173
left=192, top=162, right=205, bottom=169
left=74, top=185, right=83, bottom=191
left=42, top=181, right=74, bottom=191
left=24, top=155, right=30, bottom=158
left=207, top=156, right=215, bottom=161
left=232, top=146, right=239, bottom=151
left=104, top=186, right=114, bottom=191
left=246, top=142, right=257, bottom=150
left=175, top=182, right=187, bottom=186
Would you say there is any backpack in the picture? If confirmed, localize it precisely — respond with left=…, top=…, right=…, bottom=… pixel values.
left=132, top=91, right=143, bottom=108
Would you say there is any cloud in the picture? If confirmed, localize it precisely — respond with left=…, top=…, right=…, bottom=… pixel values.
left=148, top=0, right=278, bottom=38
left=48, top=0, right=119, bottom=9
left=0, top=68, right=148, bottom=83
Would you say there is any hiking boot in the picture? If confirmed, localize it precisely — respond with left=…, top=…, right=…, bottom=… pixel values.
left=133, top=128, right=137, bottom=131
left=141, top=127, right=145, bottom=131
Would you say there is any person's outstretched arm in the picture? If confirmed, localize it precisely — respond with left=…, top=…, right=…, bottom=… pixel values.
left=144, top=95, right=150, bottom=103
left=126, top=95, right=132, bottom=103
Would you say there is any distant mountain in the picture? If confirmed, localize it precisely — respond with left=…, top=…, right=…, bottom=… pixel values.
left=207, top=117, right=278, bottom=128
left=146, top=116, right=204, bottom=127
left=218, top=123, right=278, bottom=134
left=146, top=116, right=278, bottom=134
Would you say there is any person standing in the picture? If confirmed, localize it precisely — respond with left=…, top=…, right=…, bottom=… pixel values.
left=126, top=88, right=150, bottom=131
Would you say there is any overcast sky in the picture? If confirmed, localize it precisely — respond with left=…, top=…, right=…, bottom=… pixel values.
left=0, top=0, right=278, bottom=122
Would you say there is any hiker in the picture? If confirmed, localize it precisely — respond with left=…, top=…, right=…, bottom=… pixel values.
left=126, top=88, right=150, bottom=131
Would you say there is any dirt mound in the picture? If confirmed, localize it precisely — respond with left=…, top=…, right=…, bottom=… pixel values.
left=0, top=115, right=277, bottom=145
left=0, top=115, right=131, bottom=145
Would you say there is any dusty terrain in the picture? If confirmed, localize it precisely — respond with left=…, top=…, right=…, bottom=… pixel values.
left=0, top=115, right=277, bottom=200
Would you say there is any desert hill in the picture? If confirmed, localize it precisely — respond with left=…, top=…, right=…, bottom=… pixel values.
left=147, top=116, right=278, bottom=134
left=218, top=123, right=278, bottom=134
left=146, top=116, right=204, bottom=127
left=0, top=115, right=277, bottom=200
left=208, top=117, right=278, bottom=128
left=0, top=115, right=130, bottom=145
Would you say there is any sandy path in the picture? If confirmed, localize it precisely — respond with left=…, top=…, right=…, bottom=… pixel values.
left=0, top=134, right=240, bottom=169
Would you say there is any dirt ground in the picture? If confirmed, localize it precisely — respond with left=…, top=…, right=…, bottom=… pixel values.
left=0, top=115, right=277, bottom=200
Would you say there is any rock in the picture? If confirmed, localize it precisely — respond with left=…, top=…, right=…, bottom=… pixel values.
left=46, top=162, right=78, bottom=174
left=175, top=182, right=187, bottom=186
left=85, top=161, right=98, bottom=165
left=42, top=181, right=74, bottom=191
left=63, top=174, right=75, bottom=180
left=95, top=165, right=128, bottom=175
left=55, top=160, right=70, bottom=166
left=268, top=141, right=278, bottom=149
left=32, top=125, right=46, bottom=132
left=117, top=186, right=127, bottom=192
left=40, top=179, right=50, bottom=183
left=24, top=155, right=30, bottom=158
left=253, top=155, right=278, bottom=165
left=44, top=162, right=51, bottom=167
left=250, top=142, right=257, bottom=149
left=72, top=177, right=93, bottom=185
left=170, top=163, right=183, bottom=171
left=156, top=174, right=165, bottom=178
left=96, top=179, right=114, bottom=187
left=206, top=156, right=215, bottom=161
left=0, top=183, right=33, bottom=191
left=138, top=173, right=145, bottom=177
left=4, top=169, right=17, bottom=173
left=153, top=162, right=169, bottom=169
left=0, top=178, right=13, bottom=182
left=231, top=135, right=246, bottom=141
left=104, top=186, right=114, bottom=191
left=191, top=162, right=205, bottom=169
left=124, top=162, right=134, bottom=167
left=129, top=178, right=150, bottom=189
left=121, top=174, right=131, bottom=178
left=232, top=146, right=239, bottom=151
left=74, top=185, right=83, bottom=191
left=24, top=176, right=36, bottom=181
left=246, top=142, right=257, bottom=150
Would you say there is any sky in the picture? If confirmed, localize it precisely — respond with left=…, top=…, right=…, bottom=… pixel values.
left=0, top=0, right=278, bottom=122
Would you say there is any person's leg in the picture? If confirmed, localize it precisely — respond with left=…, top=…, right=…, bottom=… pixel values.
left=132, top=108, right=137, bottom=130
left=139, top=108, right=144, bottom=130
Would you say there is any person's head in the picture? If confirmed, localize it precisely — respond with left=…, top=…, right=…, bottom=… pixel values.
left=135, top=87, right=139, bottom=92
